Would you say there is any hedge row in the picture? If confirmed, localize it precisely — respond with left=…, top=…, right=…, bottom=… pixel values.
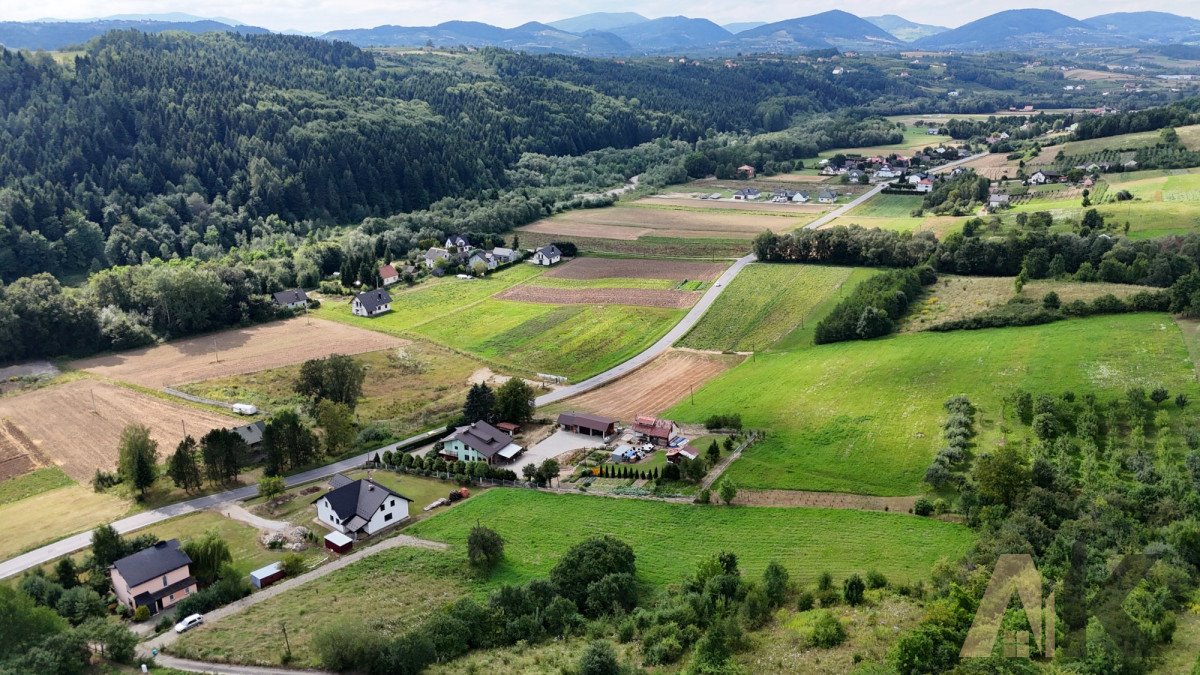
left=814, top=266, right=935, bottom=344
left=928, top=290, right=1170, bottom=332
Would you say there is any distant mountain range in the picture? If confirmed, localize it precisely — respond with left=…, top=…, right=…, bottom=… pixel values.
left=864, top=15, right=948, bottom=42
left=2, top=9, right=1200, bottom=54
left=0, top=19, right=267, bottom=51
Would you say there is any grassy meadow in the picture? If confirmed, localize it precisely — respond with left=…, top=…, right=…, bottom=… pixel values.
left=669, top=313, right=1198, bottom=495
left=679, top=264, right=868, bottom=352
left=315, top=264, right=684, bottom=381
left=409, top=489, right=974, bottom=588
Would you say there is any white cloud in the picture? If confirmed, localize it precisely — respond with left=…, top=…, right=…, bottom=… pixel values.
left=5, top=0, right=1198, bottom=33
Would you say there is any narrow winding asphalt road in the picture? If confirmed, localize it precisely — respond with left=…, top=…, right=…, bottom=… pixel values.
left=0, top=154, right=989, bottom=583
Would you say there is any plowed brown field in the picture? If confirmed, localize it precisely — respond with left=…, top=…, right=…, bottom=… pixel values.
left=0, top=420, right=42, bottom=480
left=0, top=380, right=240, bottom=481
left=552, top=350, right=743, bottom=420
left=547, top=257, right=727, bottom=281
left=73, top=317, right=404, bottom=387
left=497, top=286, right=700, bottom=309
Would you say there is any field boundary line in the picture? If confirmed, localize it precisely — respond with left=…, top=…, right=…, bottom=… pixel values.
left=163, top=387, right=236, bottom=410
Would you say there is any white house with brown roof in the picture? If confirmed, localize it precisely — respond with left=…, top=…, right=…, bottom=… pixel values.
left=379, top=263, right=401, bottom=286
left=109, top=540, right=197, bottom=615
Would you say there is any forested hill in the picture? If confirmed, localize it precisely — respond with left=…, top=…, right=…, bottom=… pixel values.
left=0, top=31, right=924, bottom=283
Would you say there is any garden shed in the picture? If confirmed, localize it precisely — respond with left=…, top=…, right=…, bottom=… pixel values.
left=324, top=530, right=353, bottom=554
left=249, top=562, right=285, bottom=590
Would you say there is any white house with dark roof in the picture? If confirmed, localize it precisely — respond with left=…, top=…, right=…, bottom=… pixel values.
left=313, top=478, right=411, bottom=538
left=272, top=289, right=308, bottom=310
left=532, top=245, right=562, bottom=266
left=352, top=289, right=392, bottom=317
left=109, top=539, right=197, bottom=615
left=445, top=234, right=471, bottom=249
left=441, top=421, right=524, bottom=464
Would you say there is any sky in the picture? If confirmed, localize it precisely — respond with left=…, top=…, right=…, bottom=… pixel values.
left=5, top=0, right=1199, bottom=34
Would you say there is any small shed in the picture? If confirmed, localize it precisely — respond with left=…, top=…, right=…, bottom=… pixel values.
left=249, top=562, right=285, bottom=590
left=496, top=422, right=521, bottom=435
left=324, top=530, right=353, bottom=554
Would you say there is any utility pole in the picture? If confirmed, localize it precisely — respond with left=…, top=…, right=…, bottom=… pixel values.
left=90, top=388, right=97, bottom=413
left=281, top=621, right=292, bottom=661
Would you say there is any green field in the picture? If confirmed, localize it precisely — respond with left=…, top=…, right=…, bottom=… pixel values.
left=847, top=193, right=925, bottom=218
left=679, top=264, right=866, bottom=352
left=669, top=313, right=1199, bottom=495
left=0, top=466, right=73, bottom=506
left=314, top=264, right=545, bottom=331
left=315, top=265, right=684, bottom=381
left=415, top=301, right=683, bottom=381
left=171, top=547, right=466, bottom=668
left=409, top=489, right=975, bottom=587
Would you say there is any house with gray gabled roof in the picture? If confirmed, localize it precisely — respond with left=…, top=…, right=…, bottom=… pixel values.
left=230, top=420, right=266, bottom=449
left=441, top=421, right=524, bottom=464
left=110, top=540, right=197, bottom=615
left=313, top=478, right=411, bottom=538
left=352, top=289, right=392, bottom=317
left=532, top=245, right=562, bottom=266
left=445, top=234, right=471, bottom=249
left=272, top=289, right=308, bottom=310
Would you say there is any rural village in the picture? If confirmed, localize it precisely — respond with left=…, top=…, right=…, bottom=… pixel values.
left=4, top=12, right=1200, bottom=675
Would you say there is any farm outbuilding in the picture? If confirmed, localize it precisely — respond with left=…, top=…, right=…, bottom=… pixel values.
left=249, top=562, right=285, bottom=589
left=557, top=412, right=617, bottom=440
left=324, top=531, right=353, bottom=554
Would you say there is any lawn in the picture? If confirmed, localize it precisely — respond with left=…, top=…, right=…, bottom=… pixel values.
left=409, top=489, right=975, bottom=588
left=180, top=342, right=483, bottom=443
left=821, top=214, right=966, bottom=237
left=679, top=264, right=865, bottom=352
left=170, top=547, right=466, bottom=668
left=127, top=511, right=323, bottom=577
left=0, top=484, right=129, bottom=560
left=0, top=466, right=73, bottom=506
left=341, top=470, right=460, bottom=515
left=668, top=313, right=1199, bottom=495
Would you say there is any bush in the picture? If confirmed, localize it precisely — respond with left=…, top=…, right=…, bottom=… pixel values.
left=866, top=570, right=888, bottom=589
left=56, top=586, right=105, bottom=625
left=843, top=574, right=865, bottom=606
left=313, top=619, right=382, bottom=672
left=914, top=497, right=935, bottom=516
left=703, top=413, right=743, bottom=431
left=279, top=552, right=306, bottom=577
left=796, top=591, right=815, bottom=612
left=467, top=524, right=505, bottom=572
left=578, top=640, right=621, bottom=675
left=172, top=575, right=250, bottom=619
left=808, top=610, right=847, bottom=648
left=550, top=536, right=636, bottom=608
left=133, top=605, right=150, bottom=623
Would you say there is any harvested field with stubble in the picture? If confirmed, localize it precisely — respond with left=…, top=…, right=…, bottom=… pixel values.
left=519, top=204, right=809, bottom=241
left=640, top=195, right=829, bottom=214
left=546, top=257, right=726, bottom=281
left=497, top=285, right=700, bottom=309
left=547, top=350, right=743, bottom=420
left=0, top=380, right=240, bottom=480
left=72, top=317, right=405, bottom=388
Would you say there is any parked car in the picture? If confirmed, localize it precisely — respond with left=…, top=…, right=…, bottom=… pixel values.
left=175, top=613, right=204, bottom=633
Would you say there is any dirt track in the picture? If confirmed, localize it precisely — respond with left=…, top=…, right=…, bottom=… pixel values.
left=732, top=489, right=919, bottom=513
left=555, top=350, right=743, bottom=419
left=546, top=257, right=727, bottom=281
left=72, top=317, right=405, bottom=387
left=0, top=380, right=240, bottom=481
left=497, top=285, right=701, bottom=309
